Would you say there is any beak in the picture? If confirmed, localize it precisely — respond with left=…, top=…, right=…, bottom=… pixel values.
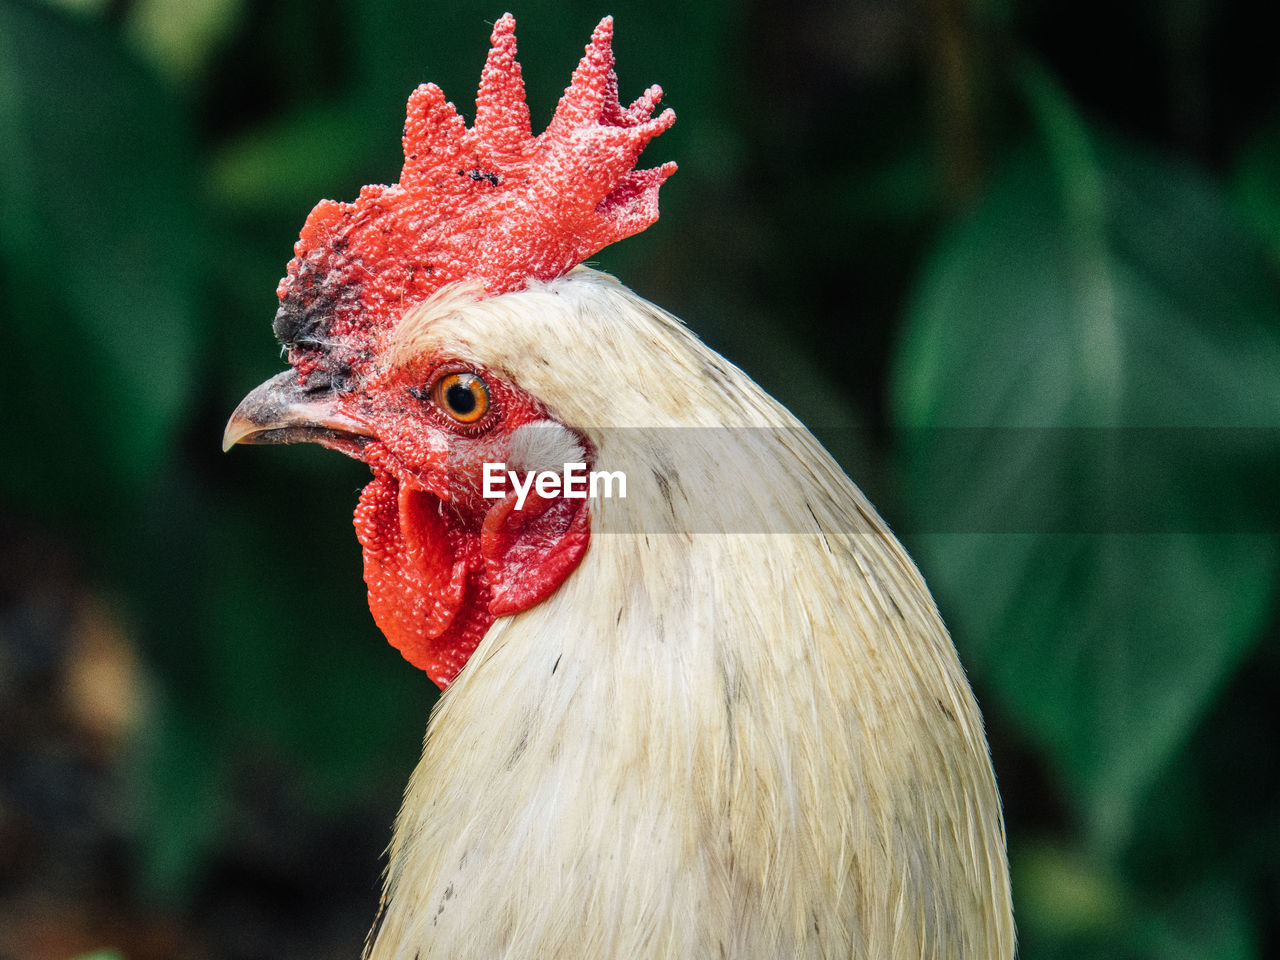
left=223, top=370, right=371, bottom=455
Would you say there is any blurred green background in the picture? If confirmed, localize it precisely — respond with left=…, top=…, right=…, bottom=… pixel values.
left=1, top=0, right=1278, bottom=957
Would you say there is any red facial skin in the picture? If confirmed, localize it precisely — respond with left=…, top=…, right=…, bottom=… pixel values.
left=330, top=358, right=590, bottom=689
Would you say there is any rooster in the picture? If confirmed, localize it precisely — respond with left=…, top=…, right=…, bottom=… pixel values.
left=224, top=14, right=1014, bottom=959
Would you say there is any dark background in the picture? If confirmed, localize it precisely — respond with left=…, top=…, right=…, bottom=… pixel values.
left=2, top=0, right=1278, bottom=957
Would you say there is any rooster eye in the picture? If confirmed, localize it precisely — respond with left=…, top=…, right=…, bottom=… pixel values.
left=430, top=372, right=490, bottom=424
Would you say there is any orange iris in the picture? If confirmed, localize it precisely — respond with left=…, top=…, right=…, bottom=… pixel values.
left=432, top=372, right=490, bottom=424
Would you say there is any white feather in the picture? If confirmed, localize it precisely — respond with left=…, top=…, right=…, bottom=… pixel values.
left=505, top=420, right=587, bottom=476
left=369, top=268, right=1015, bottom=959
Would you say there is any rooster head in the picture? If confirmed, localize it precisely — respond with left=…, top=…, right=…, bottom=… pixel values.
left=223, top=14, right=675, bottom=688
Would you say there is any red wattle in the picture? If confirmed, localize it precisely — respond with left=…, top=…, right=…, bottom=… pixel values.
left=353, top=471, right=590, bottom=689
left=354, top=474, right=492, bottom=688
left=482, top=491, right=591, bottom=616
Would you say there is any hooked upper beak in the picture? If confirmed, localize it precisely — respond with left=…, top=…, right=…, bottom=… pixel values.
left=223, top=370, right=371, bottom=455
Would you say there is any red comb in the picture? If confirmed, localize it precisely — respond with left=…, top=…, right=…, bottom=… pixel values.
left=274, top=13, right=676, bottom=385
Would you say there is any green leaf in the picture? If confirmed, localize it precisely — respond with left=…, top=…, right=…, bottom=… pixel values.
left=0, top=1, right=201, bottom=515
left=1011, top=840, right=1258, bottom=960
left=130, top=688, right=226, bottom=901
left=891, top=68, right=1280, bottom=852
left=121, top=455, right=426, bottom=901
left=1012, top=839, right=1128, bottom=942
left=1128, top=874, right=1257, bottom=960
left=208, top=101, right=391, bottom=217
left=1231, top=124, right=1280, bottom=268
left=125, top=0, right=245, bottom=86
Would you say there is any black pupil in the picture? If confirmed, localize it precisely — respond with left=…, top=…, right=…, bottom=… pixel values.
left=446, top=380, right=477, bottom=415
